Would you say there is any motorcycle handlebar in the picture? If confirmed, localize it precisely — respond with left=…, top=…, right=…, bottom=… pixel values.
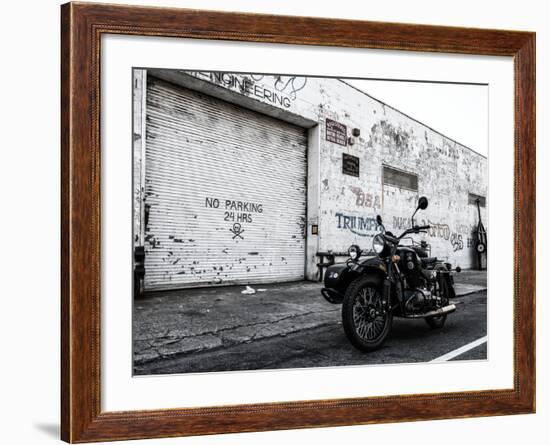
left=391, top=224, right=431, bottom=241
left=381, top=224, right=432, bottom=244
left=383, top=233, right=400, bottom=244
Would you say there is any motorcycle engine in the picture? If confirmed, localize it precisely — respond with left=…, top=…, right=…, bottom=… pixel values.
left=404, top=288, right=432, bottom=313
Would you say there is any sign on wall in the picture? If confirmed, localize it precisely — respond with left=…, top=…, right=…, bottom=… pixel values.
left=326, top=118, right=347, bottom=146
left=187, top=71, right=294, bottom=108
left=342, top=153, right=360, bottom=177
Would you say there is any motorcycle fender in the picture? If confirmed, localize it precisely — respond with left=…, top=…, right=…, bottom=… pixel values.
left=435, top=267, right=456, bottom=299
left=445, top=274, right=457, bottom=299
left=357, top=257, right=387, bottom=275
left=324, top=258, right=387, bottom=297
left=324, top=263, right=353, bottom=293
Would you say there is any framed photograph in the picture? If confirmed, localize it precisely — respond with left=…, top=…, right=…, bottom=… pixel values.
left=61, top=2, right=535, bottom=442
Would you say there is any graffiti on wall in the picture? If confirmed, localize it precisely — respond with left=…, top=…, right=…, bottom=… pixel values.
left=419, top=219, right=466, bottom=251
left=350, top=187, right=381, bottom=209
left=335, top=211, right=475, bottom=253
left=425, top=220, right=451, bottom=240
left=392, top=216, right=411, bottom=231
left=335, top=212, right=381, bottom=237
left=250, top=74, right=308, bottom=100
left=391, top=216, right=479, bottom=252
left=456, top=224, right=471, bottom=235
left=392, top=216, right=490, bottom=252
left=450, top=233, right=464, bottom=251
left=393, top=217, right=452, bottom=242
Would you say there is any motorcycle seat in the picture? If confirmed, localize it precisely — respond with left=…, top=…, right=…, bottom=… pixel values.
left=422, top=257, right=438, bottom=265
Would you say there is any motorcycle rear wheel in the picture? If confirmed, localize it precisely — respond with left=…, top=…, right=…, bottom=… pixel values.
left=342, top=275, right=392, bottom=352
left=425, top=276, right=450, bottom=329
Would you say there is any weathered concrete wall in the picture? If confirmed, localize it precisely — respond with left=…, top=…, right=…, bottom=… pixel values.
left=314, top=81, right=487, bottom=269
left=135, top=70, right=487, bottom=286
left=132, top=69, right=147, bottom=247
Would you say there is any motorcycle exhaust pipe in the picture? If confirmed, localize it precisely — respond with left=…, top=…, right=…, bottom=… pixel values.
left=404, top=303, right=456, bottom=319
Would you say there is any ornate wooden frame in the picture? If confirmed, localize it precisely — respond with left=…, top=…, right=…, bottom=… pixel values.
left=61, top=2, right=536, bottom=442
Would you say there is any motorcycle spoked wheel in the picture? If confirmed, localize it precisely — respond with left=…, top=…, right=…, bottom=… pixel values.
left=425, top=275, right=450, bottom=329
left=342, top=276, right=392, bottom=352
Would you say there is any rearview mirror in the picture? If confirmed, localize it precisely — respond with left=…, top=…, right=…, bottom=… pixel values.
left=417, top=196, right=428, bottom=210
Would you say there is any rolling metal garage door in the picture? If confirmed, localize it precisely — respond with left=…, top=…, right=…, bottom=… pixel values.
left=144, top=77, right=307, bottom=290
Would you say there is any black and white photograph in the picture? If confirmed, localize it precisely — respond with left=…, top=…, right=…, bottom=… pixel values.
left=3, top=0, right=546, bottom=443
left=132, top=68, right=488, bottom=376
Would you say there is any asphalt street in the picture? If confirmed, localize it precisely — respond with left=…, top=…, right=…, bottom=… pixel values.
left=134, top=289, right=487, bottom=375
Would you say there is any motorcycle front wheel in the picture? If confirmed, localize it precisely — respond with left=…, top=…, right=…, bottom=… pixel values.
left=342, top=275, right=392, bottom=352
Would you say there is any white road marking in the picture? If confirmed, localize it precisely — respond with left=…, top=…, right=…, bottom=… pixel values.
left=430, top=335, right=488, bottom=362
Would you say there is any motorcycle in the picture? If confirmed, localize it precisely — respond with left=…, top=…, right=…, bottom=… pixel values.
left=321, top=196, right=461, bottom=352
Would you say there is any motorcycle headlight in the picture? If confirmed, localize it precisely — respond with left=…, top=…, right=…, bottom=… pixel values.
left=372, top=234, right=386, bottom=254
left=348, top=244, right=361, bottom=260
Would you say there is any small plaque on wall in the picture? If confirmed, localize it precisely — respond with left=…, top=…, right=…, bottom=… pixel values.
left=326, top=118, right=347, bottom=146
left=342, top=153, right=360, bottom=177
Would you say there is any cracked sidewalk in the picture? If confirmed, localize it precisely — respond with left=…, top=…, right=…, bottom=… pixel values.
left=133, top=270, right=486, bottom=365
